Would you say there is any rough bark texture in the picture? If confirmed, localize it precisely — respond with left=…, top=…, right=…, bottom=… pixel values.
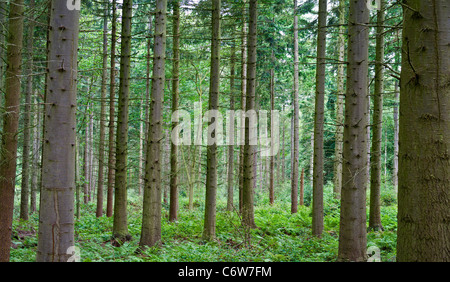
left=397, top=0, right=450, bottom=262
left=312, top=0, right=327, bottom=237
left=337, top=0, right=369, bottom=262
left=36, top=0, right=79, bottom=262
left=291, top=0, right=299, bottom=214
left=140, top=0, right=167, bottom=248
left=369, top=0, right=385, bottom=232
left=333, top=0, right=346, bottom=199
left=203, top=0, right=221, bottom=240
left=169, top=0, right=180, bottom=222
left=242, top=0, right=258, bottom=228
left=106, top=0, right=117, bottom=218
left=0, top=0, right=24, bottom=262
left=113, top=0, right=133, bottom=241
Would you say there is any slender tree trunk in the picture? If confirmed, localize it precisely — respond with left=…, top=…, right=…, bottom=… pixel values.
left=369, top=0, right=385, bottom=232
left=36, top=0, right=79, bottom=262
left=397, top=0, right=450, bottom=262
left=312, top=0, right=327, bottom=237
left=392, top=80, right=399, bottom=193
left=20, top=0, right=35, bottom=221
left=239, top=0, right=247, bottom=215
left=227, top=39, right=236, bottom=212
left=242, top=0, right=258, bottom=228
left=30, top=94, right=41, bottom=214
left=269, top=50, right=275, bottom=205
left=113, top=0, right=133, bottom=241
left=84, top=103, right=91, bottom=204
left=300, top=168, right=304, bottom=206
left=96, top=5, right=109, bottom=217
left=139, top=0, right=167, bottom=248
left=106, top=0, right=117, bottom=218
left=169, top=0, right=180, bottom=222
left=0, top=0, right=24, bottom=262
left=203, top=0, right=221, bottom=240
left=291, top=0, right=300, bottom=214
left=333, top=0, right=346, bottom=199
left=337, top=0, right=370, bottom=262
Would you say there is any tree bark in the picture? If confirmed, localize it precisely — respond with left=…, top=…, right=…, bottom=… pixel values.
left=242, top=0, right=258, bottom=228
left=0, top=0, right=24, bottom=262
left=397, top=0, right=450, bottom=262
left=139, top=0, right=167, bottom=248
left=227, top=39, right=236, bottom=212
left=369, top=0, right=385, bottom=232
left=291, top=0, right=299, bottom=214
left=36, top=0, right=79, bottom=262
left=106, top=0, right=117, bottom=218
left=203, top=0, right=221, bottom=240
left=333, top=0, right=346, bottom=199
left=169, top=0, right=180, bottom=222
left=113, top=0, right=133, bottom=241
left=312, top=0, right=327, bottom=237
left=337, top=0, right=369, bottom=262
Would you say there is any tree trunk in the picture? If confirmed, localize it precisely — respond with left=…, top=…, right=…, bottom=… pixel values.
left=397, top=0, right=450, bottom=262
left=0, top=0, right=24, bottom=262
left=139, top=0, right=167, bottom=248
left=30, top=94, right=41, bottom=214
left=169, top=0, right=180, bottom=222
left=269, top=49, right=275, bottom=205
left=242, top=0, right=258, bottom=228
left=369, top=0, right=385, bottom=232
left=312, top=0, right=327, bottom=237
left=239, top=0, right=247, bottom=215
left=291, top=0, right=299, bottom=214
left=300, top=168, right=304, bottom=206
left=97, top=5, right=109, bottom=217
left=337, top=0, right=369, bottom=262
left=203, top=0, right=221, bottom=240
left=333, top=0, right=346, bottom=199
left=227, top=39, right=236, bottom=212
left=84, top=103, right=91, bottom=204
left=36, top=0, right=79, bottom=262
left=392, top=81, right=399, bottom=193
left=106, top=0, right=117, bottom=218
left=20, top=0, right=35, bottom=221
left=113, top=0, right=133, bottom=241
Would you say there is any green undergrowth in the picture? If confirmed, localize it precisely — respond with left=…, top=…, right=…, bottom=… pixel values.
left=9, top=183, right=398, bottom=262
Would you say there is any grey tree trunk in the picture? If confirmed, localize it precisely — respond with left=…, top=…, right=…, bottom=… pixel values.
left=30, top=94, right=41, bottom=214
left=291, top=0, right=299, bottom=214
left=312, top=0, right=327, bottom=237
left=369, top=0, right=385, bottom=232
left=0, top=0, right=24, bottom=262
left=36, top=0, right=80, bottom=262
left=227, top=39, right=236, bottom=212
left=337, top=0, right=369, bottom=262
left=397, top=0, right=450, bottom=262
left=139, top=0, right=167, bottom=248
left=203, top=0, right=221, bottom=240
left=113, top=0, right=133, bottom=241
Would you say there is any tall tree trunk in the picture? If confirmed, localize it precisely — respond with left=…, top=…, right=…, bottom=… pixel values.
left=106, top=0, right=117, bottom=218
left=312, top=0, right=327, bottom=237
left=242, top=0, right=258, bottom=228
left=369, top=0, right=385, bottom=232
left=392, top=80, right=399, bottom=193
left=203, top=0, right=221, bottom=240
left=113, top=0, right=133, bottom=241
left=30, top=94, right=41, bottom=214
left=169, top=0, right=180, bottom=222
left=139, top=0, right=167, bottom=248
left=269, top=50, right=275, bottom=205
left=97, top=5, right=109, bottom=217
left=36, top=0, right=79, bottom=262
left=291, top=0, right=299, bottom=214
left=84, top=103, right=91, bottom=204
left=0, top=0, right=24, bottom=262
left=337, top=0, right=369, bottom=262
left=397, top=0, right=450, bottom=262
left=20, top=0, right=35, bottom=221
left=300, top=168, right=304, bottom=206
left=333, top=0, right=346, bottom=199
left=227, top=39, right=236, bottom=212
left=239, top=0, right=247, bottom=215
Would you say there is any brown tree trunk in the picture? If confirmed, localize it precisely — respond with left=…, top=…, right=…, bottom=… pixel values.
left=291, top=0, right=299, bottom=214
left=312, top=0, right=327, bottom=237
left=227, top=39, right=236, bottom=212
left=36, top=0, right=79, bottom=262
left=0, top=0, right=24, bottom=262
left=113, top=0, right=133, bottom=241
left=139, top=0, right=167, bottom=248
left=397, top=0, right=450, bottom=262
left=337, top=0, right=370, bottom=262
left=369, top=0, right=385, bottom=232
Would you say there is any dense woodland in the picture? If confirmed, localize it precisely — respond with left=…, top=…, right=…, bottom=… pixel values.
left=0, top=0, right=448, bottom=263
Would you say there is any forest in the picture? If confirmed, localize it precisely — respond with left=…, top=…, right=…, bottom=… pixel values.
left=0, top=0, right=448, bottom=264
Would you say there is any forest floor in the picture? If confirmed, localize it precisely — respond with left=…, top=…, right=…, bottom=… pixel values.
left=10, top=183, right=398, bottom=262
